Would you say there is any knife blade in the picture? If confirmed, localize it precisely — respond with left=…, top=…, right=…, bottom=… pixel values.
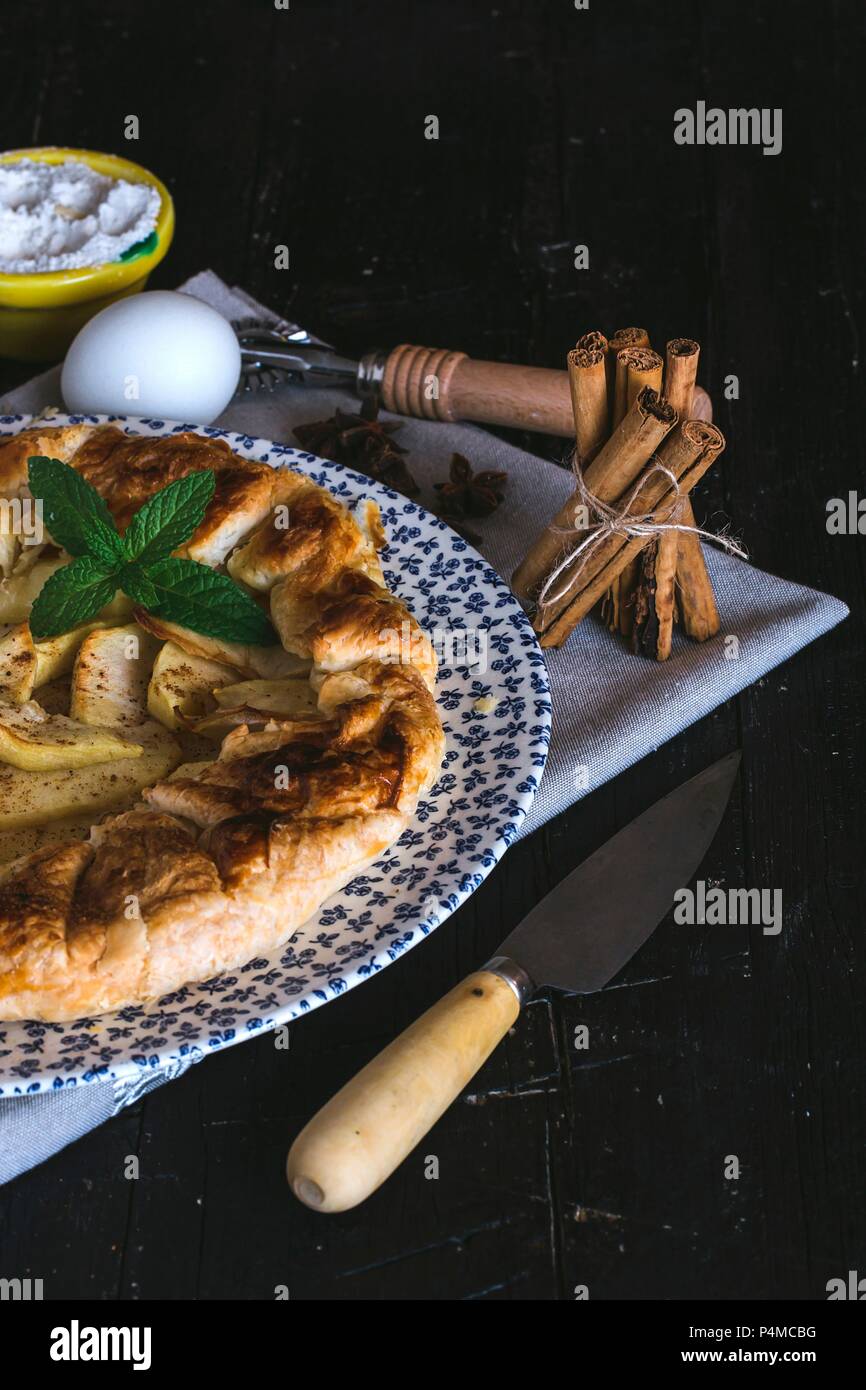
left=498, top=750, right=741, bottom=994
left=286, top=752, right=740, bottom=1212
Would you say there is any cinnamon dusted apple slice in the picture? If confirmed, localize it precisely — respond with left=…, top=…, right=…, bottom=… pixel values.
left=0, top=532, right=56, bottom=584
left=189, top=677, right=318, bottom=740
left=212, top=678, right=316, bottom=715
left=0, top=554, right=68, bottom=624
left=0, top=620, right=115, bottom=705
left=71, top=623, right=160, bottom=729
left=0, top=518, right=19, bottom=581
left=185, top=706, right=267, bottom=740
left=0, top=623, right=37, bottom=703
left=32, top=622, right=107, bottom=688
left=133, top=607, right=310, bottom=680
left=0, top=719, right=181, bottom=830
left=0, top=700, right=144, bottom=770
left=0, top=811, right=94, bottom=871
left=0, top=554, right=133, bottom=626
left=147, top=641, right=239, bottom=733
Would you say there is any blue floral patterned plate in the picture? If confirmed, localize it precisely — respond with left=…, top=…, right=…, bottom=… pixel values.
left=0, top=414, right=550, bottom=1095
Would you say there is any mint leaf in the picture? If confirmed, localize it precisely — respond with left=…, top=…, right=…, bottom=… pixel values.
left=123, top=469, right=216, bottom=566
left=133, top=558, right=278, bottom=645
left=29, top=556, right=119, bottom=640
left=27, top=456, right=125, bottom=567
left=26, top=457, right=279, bottom=649
left=118, top=564, right=160, bottom=610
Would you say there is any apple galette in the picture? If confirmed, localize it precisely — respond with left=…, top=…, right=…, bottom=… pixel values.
left=0, top=426, right=444, bottom=1021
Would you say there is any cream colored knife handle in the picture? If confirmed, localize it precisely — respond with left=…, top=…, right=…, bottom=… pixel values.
left=286, top=959, right=530, bottom=1213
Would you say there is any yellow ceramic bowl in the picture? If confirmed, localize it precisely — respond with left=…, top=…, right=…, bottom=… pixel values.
left=0, top=147, right=175, bottom=362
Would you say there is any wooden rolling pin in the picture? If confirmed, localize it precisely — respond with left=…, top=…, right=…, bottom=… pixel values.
left=370, top=342, right=712, bottom=438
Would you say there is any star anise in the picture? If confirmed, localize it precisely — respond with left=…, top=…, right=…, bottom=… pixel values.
left=291, top=413, right=347, bottom=459
left=434, top=453, right=507, bottom=518
left=340, top=397, right=409, bottom=458
left=359, top=446, right=421, bottom=498
left=294, top=397, right=406, bottom=464
left=294, top=398, right=419, bottom=497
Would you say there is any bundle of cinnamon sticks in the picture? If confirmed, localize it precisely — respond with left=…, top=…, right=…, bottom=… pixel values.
left=512, top=329, right=724, bottom=658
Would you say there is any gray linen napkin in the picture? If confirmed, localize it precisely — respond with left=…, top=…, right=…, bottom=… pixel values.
left=0, top=271, right=848, bottom=1184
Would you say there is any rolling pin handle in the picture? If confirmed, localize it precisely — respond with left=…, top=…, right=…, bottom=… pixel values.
left=359, top=342, right=713, bottom=440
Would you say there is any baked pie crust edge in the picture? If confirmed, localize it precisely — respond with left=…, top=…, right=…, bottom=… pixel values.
left=0, top=425, right=445, bottom=1022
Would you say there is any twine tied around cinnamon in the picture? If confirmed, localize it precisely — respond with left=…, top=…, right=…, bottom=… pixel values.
left=536, top=452, right=748, bottom=610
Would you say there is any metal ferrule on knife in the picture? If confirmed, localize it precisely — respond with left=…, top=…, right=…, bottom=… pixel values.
left=482, top=955, right=535, bottom=1007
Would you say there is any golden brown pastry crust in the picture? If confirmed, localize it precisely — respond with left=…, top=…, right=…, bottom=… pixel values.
left=0, top=425, right=444, bottom=1021
left=0, top=425, right=276, bottom=565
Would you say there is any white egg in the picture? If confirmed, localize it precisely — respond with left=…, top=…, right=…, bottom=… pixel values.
left=61, top=290, right=241, bottom=424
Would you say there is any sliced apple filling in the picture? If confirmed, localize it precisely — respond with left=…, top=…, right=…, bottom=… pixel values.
left=133, top=606, right=310, bottom=681
left=0, top=620, right=113, bottom=705
left=0, top=701, right=144, bottom=771
left=0, top=622, right=187, bottom=842
left=0, top=554, right=133, bottom=627
left=34, top=622, right=108, bottom=688
left=71, top=623, right=160, bottom=729
left=0, top=623, right=37, bottom=703
left=0, top=554, right=68, bottom=624
left=187, top=677, right=317, bottom=740
left=0, top=720, right=181, bottom=831
left=212, top=678, right=317, bottom=715
left=147, top=641, right=237, bottom=732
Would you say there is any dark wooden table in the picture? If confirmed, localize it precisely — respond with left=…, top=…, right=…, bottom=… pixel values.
left=0, top=0, right=863, bottom=1301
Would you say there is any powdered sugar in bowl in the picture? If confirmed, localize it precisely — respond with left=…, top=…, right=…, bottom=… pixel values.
left=0, top=147, right=174, bottom=362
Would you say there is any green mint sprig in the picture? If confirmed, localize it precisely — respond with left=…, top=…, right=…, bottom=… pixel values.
left=27, top=457, right=278, bottom=646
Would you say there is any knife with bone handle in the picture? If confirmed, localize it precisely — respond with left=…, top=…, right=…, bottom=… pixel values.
left=286, top=751, right=740, bottom=1213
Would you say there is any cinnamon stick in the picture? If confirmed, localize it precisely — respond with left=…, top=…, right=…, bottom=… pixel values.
left=613, top=346, right=663, bottom=429
left=576, top=329, right=609, bottom=356
left=606, top=327, right=650, bottom=418
left=535, top=420, right=726, bottom=648
left=606, top=347, right=665, bottom=627
left=626, top=346, right=663, bottom=407
left=631, top=523, right=680, bottom=660
left=603, top=554, right=641, bottom=636
left=631, top=337, right=698, bottom=655
left=609, top=327, right=650, bottom=354
left=663, top=338, right=720, bottom=642
left=664, top=337, right=700, bottom=416
left=567, top=338, right=609, bottom=465
left=676, top=530, right=720, bottom=639
left=512, top=386, right=677, bottom=606
left=627, top=338, right=717, bottom=657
